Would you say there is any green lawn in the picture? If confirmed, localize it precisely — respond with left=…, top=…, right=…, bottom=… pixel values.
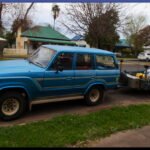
left=0, top=104, right=150, bottom=147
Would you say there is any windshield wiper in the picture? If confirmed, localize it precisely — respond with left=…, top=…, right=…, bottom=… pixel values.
left=34, top=61, right=44, bottom=68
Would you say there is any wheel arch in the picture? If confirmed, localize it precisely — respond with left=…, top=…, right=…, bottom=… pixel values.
left=0, top=86, right=31, bottom=103
left=84, top=83, right=105, bottom=95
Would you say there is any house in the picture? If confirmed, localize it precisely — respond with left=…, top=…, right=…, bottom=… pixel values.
left=72, top=35, right=90, bottom=48
left=114, top=39, right=132, bottom=52
left=144, top=46, right=150, bottom=51
left=16, top=25, right=76, bottom=54
left=113, top=39, right=132, bottom=57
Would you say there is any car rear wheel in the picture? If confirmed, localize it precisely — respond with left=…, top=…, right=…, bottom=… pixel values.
left=85, top=86, right=104, bottom=106
left=0, top=91, right=27, bottom=121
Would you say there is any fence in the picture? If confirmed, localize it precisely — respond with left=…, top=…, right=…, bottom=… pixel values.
left=3, top=48, right=27, bottom=57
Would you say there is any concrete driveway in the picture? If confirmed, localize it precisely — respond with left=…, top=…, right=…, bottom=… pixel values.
left=84, top=125, right=150, bottom=147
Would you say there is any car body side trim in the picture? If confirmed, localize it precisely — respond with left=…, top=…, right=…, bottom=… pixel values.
left=31, top=95, right=84, bottom=106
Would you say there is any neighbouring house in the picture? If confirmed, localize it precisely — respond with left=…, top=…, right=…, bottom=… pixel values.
left=16, top=25, right=76, bottom=54
left=4, top=25, right=76, bottom=57
left=143, top=38, right=150, bottom=52
left=72, top=36, right=132, bottom=55
left=114, top=39, right=132, bottom=52
left=144, top=46, right=150, bottom=51
left=72, top=35, right=90, bottom=48
left=114, top=39, right=132, bottom=57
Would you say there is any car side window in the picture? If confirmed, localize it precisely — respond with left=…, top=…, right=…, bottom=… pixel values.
left=76, top=54, right=93, bottom=70
left=52, top=53, right=73, bottom=70
left=96, top=55, right=116, bottom=69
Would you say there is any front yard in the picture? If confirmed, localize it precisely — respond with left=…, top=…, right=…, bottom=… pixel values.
left=0, top=104, right=150, bottom=147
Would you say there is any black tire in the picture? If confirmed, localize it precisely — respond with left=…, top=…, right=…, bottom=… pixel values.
left=0, top=91, right=27, bottom=121
left=85, top=86, right=104, bottom=106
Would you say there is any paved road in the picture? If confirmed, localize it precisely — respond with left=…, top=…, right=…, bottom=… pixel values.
left=121, top=61, right=147, bottom=72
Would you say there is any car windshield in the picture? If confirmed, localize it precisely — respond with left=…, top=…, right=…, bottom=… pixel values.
left=28, top=46, right=56, bottom=68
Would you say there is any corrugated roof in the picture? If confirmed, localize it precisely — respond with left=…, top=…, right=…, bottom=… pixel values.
left=21, top=26, right=70, bottom=41
left=28, top=37, right=76, bottom=46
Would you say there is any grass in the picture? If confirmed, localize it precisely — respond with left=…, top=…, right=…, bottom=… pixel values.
left=0, top=104, right=150, bottom=147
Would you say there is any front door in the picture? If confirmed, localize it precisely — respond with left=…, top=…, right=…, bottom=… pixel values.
left=43, top=52, right=75, bottom=97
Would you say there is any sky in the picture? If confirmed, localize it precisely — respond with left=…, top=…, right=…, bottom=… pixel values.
left=6, top=3, right=150, bottom=39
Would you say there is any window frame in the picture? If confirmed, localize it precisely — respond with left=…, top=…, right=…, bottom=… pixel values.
left=49, top=52, right=75, bottom=71
left=94, top=54, right=118, bottom=70
left=75, top=53, right=95, bottom=70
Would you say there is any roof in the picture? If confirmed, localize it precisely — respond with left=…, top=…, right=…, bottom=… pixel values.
left=43, top=45, right=114, bottom=55
left=28, top=37, right=76, bottom=46
left=21, top=26, right=70, bottom=41
left=72, top=35, right=85, bottom=41
left=115, top=39, right=132, bottom=48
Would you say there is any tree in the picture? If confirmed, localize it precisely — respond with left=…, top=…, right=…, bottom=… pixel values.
left=123, top=15, right=146, bottom=56
left=0, top=3, right=9, bottom=36
left=63, top=3, right=120, bottom=50
left=0, top=3, right=3, bottom=35
left=11, top=3, right=34, bottom=34
left=4, top=3, right=34, bottom=47
left=52, top=4, right=60, bottom=29
left=85, top=7, right=119, bottom=50
left=135, top=25, right=150, bottom=49
left=5, top=31, right=15, bottom=47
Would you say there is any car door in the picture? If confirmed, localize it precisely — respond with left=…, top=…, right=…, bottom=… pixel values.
left=95, top=54, right=120, bottom=89
left=74, top=53, right=96, bottom=94
left=42, top=52, right=75, bottom=97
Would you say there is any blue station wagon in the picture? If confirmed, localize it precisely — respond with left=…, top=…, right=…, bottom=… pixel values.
left=0, top=45, right=120, bottom=120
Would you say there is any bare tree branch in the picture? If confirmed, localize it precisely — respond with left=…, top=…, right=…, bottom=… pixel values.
left=24, top=2, right=34, bottom=21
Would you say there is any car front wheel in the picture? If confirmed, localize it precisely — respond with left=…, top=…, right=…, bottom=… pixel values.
left=0, top=91, right=27, bottom=121
left=85, top=86, right=104, bottom=106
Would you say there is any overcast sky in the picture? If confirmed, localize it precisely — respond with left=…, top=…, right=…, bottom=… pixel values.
left=23, top=3, right=150, bottom=39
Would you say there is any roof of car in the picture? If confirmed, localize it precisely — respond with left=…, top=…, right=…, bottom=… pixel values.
left=43, top=45, right=114, bottom=55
